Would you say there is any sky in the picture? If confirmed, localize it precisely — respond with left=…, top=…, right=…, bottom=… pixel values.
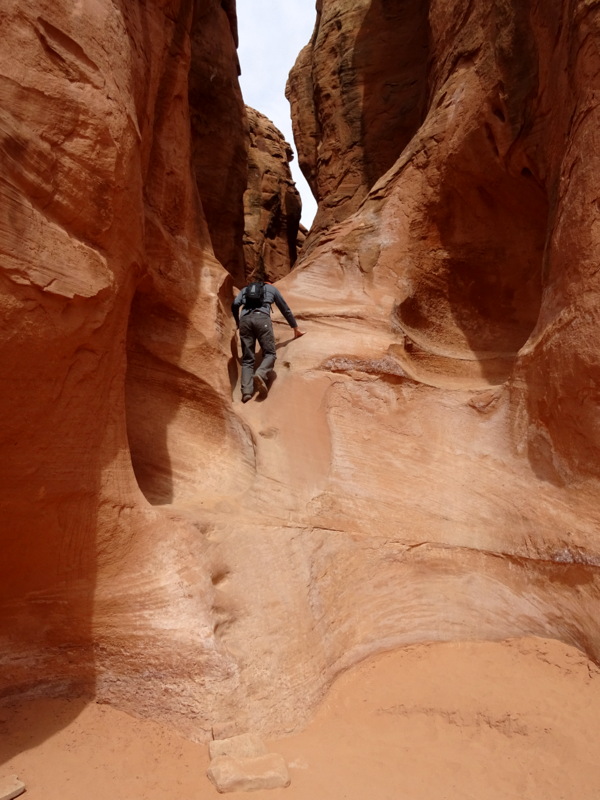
left=236, top=0, right=318, bottom=228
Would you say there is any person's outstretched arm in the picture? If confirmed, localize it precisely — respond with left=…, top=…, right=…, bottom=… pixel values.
left=272, top=287, right=305, bottom=336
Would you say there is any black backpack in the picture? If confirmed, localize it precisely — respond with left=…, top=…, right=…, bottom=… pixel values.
left=244, top=281, right=266, bottom=309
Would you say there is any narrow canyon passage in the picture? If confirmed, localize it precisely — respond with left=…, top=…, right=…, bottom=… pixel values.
left=3, top=1, right=600, bottom=796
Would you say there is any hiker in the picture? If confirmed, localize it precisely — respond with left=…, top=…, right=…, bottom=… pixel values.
left=232, top=280, right=304, bottom=402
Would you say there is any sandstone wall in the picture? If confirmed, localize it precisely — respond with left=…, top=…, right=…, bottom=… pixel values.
left=286, top=0, right=429, bottom=248
left=3, top=0, right=600, bottom=745
left=266, top=0, right=600, bottom=728
left=243, top=107, right=302, bottom=282
left=189, top=1, right=248, bottom=284
left=0, top=0, right=248, bottom=733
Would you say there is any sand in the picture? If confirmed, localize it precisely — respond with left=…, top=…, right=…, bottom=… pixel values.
left=1, top=636, right=600, bottom=799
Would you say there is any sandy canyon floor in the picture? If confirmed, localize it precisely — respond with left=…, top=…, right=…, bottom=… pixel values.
left=1, top=636, right=599, bottom=799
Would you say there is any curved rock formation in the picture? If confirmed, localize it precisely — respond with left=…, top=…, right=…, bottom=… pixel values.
left=287, top=0, right=600, bottom=484
left=275, top=0, right=600, bottom=724
left=3, top=0, right=600, bottom=750
left=0, top=0, right=247, bottom=732
left=286, top=0, right=429, bottom=248
left=243, top=107, right=302, bottom=282
left=189, top=1, right=248, bottom=284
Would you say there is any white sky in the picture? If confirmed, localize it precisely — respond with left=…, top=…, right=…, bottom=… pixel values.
left=236, top=0, right=318, bottom=229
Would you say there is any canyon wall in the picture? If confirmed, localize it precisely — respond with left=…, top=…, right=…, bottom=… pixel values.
left=243, top=106, right=302, bottom=282
left=2, top=0, right=600, bottom=743
left=287, top=0, right=600, bottom=488
left=276, top=0, right=600, bottom=725
left=0, top=0, right=248, bottom=731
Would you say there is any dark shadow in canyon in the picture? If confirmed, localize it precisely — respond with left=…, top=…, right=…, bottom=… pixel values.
left=125, top=0, right=252, bottom=508
left=396, top=114, right=548, bottom=383
left=0, top=279, right=102, bottom=739
left=394, top=146, right=548, bottom=386
left=368, top=0, right=550, bottom=387
left=431, top=5, right=548, bottom=384
left=189, top=0, right=247, bottom=285
left=228, top=333, right=240, bottom=396
left=126, top=289, right=246, bottom=506
left=435, top=152, right=548, bottom=383
left=354, top=0, right=430, bottom=192
left=124, top=0, right=199, bottom=507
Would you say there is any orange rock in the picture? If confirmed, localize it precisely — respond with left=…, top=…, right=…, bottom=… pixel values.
left=0, top=775, right=25, bottom=800
left=3, top=0, right=600, bottom=757
left=287, top=0, right=429, bottom=251
left=243, top=107, right=302, bottom=282
left=0, top=0, right=244, bottom=735
left=207, top=753, right=290, bottom=793
left=190, top=0, right=248, bottom=284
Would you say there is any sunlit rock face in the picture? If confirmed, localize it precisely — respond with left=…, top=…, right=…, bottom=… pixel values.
left=286, top=0, right=600, bottom=483
left=3, top=0, right=600, bottom=745
left=189, top=1, right=248, bottom=284
left=275, top=0, right=600, bottom=725
left=286, top=0, right=429, bottom=249
left=243, top=107, right=302, bottom=283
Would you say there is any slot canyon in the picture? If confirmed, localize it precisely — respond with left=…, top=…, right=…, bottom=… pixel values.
left=2, top=0, right=600, bottom=797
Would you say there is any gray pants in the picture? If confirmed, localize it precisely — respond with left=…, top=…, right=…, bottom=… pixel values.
left=239, top=312, right=276, bottom=396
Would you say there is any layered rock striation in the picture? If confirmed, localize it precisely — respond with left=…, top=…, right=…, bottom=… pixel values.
left=287, top=0, right=600, bottom=484
left=0, top=0, right=249, bottom=731
left=243, top=107, right=302, bottom=282
left=2, top=0, right=600, bottom=747
left=286, top=0, right=429, bottom=248
left=274, top=0, right=600, bottom=725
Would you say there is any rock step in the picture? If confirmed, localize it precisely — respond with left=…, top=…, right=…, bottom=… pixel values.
left=207, top=732, right=290, bottom=793
left=0, top=775, right=26, bottom=800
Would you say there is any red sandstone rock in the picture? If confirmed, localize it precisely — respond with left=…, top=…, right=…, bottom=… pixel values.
left=189, top=0, right=248, bottom=284
left=0, top=0, right=247, bottom=734
left=286, top=0, right=428, bottom=251
left=286, top=0, right=600, bottom=489
left=243, top=107, right=302, bottom=282
left=3, top=0, right=600, bottom=764
left=274, top=0, right=600, bottom=726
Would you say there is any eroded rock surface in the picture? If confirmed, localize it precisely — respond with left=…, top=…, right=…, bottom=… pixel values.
left=0, top=0, right=248, bottom=733
left=189, top=1, right=248, bottom=284
left=286, top=0, right=429, bottom=249
left=286, top=0, right=600, bottom=486
left=3, top=0, right=600, bottom=751
left=243, top=107, right=302, bottom=282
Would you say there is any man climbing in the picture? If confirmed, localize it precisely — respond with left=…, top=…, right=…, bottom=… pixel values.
left=232, top=280, right=304, bottom=402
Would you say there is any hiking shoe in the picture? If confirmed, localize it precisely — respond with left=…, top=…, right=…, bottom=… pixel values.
left=242, top=394, right=252, bottom=403
left=253, top=374, right=268, bottom=398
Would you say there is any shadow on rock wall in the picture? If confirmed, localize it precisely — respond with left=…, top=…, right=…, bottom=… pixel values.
left=354, top=0, right=429, bottom=191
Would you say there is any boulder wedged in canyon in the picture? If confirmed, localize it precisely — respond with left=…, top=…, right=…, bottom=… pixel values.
left=243, top=107, right=302, bottom=282
left=3, top=0, right=600, bottom=754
